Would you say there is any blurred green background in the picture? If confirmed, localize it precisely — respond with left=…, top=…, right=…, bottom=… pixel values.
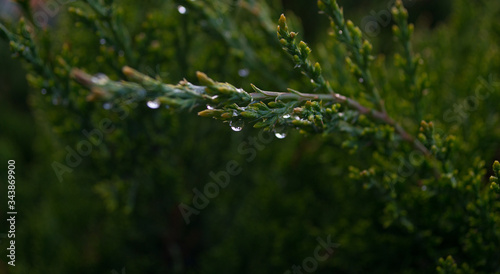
left=1, top=0, right=499, bottom=273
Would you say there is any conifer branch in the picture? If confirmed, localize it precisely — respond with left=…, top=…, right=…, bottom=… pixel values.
left=71, top=66, right=429, bottom=156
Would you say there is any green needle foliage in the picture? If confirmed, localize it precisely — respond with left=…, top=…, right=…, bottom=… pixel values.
left=1, top=0, right=500, bottom=273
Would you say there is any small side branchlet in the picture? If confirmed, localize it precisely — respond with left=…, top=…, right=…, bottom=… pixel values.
left=277, top=14, right=333, bottom=94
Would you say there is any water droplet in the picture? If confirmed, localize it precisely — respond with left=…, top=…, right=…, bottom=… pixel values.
left=275, top=131, right=287, bottom=139
left=232, top=110, right=238, bottom=117
left=91, top=73, right=109, bottom=85
left=102, top=102, right=112, bottom=110
left=206, top=105, right=214, bottom=110
left=274, top=127, right=287, bottom=139
left=177, top=5, right=187, bottom=14
left=282, top=114, right=291, bottom=119
left=230, top=120, right=244, bottom=132
left=99, top=38, right=106, bottom=45
left=41, top=88, right=47, bottom=95
left=147, top=99, right=160, bottom=109
left=358, top=78, right=364, bottom=83
left=310, top=79, right=315, bottom=84
left=338, top=30, right=343, bottom=35
left=338, top=113, right=344, bottom=117
left=421, top=185, right=427, bottom=191
left=210, top=95, right=219, bottom=100
left=238, top=68, right=249, bottom=77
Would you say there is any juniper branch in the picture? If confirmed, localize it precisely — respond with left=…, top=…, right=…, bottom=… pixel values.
left=71, top=66, right=429, bottom=156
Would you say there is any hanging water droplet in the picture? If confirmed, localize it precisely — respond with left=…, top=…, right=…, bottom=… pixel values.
left=274, top=127, right=287, bottom=139
left=310, top=79, right=315, bottom=84
left=206, top=104, right=214, bottom=110
left=177, top=5, right=187, bottom=14
left=358, top=78, right=364, bottom=83
left=91, top=73, right=109, bottom=85
left=99, top=38, right=106, bottom=45
left=230, top=120, right=244, bottom=132
left=282, top=114, right=291, bottom=119
left=41, top=88, right=47, bottom=95
left=338, top=30, right=343, bottom=35
left=238, top=68, right=249, bottom=77
left=232, top=110, right=238, bottom=117
left=102, top=102, right=112, bottom=110
left=275, top=131, right=287, bottom=139
left=147, top=99, right=160, bottom=109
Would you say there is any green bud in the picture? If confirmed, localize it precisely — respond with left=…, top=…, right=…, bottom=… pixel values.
left=314, top=62, right=322, bottom=75
left=493, top=161, right=500, bottom=176
left=278, top=14, right=287, bottom=33
left=490, top=182, right=500, bottom=193
left=196, top=71, right=216, bottom=86
left=198, top=109, right=223, bottom=118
